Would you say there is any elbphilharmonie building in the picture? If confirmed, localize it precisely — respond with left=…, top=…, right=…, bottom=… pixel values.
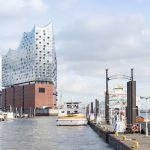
left=2, top=23, right=57, bottom=114
left=2, top=23, right=57, bottom=87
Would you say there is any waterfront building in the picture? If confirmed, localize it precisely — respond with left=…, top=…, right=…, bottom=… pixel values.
left=109, top=85, right=139, bottom=123
left=109, top=85, right=127, bottom=121
left=2, top=23, right=57, bottom=113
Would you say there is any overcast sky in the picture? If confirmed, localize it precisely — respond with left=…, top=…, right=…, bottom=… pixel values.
left=1, top=0, right=150, bottom=106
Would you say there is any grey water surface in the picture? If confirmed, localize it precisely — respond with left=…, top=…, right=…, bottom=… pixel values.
left=0, top=116, right=113, bottom=150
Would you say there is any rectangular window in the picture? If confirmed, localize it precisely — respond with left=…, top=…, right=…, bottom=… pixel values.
left=39, top=88, right=45, bottom=93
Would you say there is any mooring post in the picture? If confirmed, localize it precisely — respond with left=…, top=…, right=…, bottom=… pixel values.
left=131, top=68, right=133, bottom=81
left=34, top=108, right=36, bottom=117
left=29, top=108, right=31, bottom=118
left=105, top=69, right=109, bottom=124
left=91, top=102, right=94, bottom=113
left=95, top=99, right=99, bottom=119
left=127, top=68, right=137, bottom=132
left=20, top=106, right=22, bottom=118
left=86, top=104, right=89, bottom=119
left=15, top=107, right=18, bottom=118
left=89, top=102, right=95, bottom=121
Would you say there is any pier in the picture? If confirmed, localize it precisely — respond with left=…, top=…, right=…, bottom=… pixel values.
left=89, top=120, right=150, bottom=150
left=85, top=68, right=150, bottom=149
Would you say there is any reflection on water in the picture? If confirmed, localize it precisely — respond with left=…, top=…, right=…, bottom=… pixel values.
left=0, top=117, right=112, bottom=150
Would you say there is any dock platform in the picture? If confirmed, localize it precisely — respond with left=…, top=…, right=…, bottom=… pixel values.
left=88, top=121, right=150, bottom=150
left=111, top=133, right=150, bottom=150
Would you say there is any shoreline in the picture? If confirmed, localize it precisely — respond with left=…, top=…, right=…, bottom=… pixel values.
left=88, top=121, right=150, bottom=150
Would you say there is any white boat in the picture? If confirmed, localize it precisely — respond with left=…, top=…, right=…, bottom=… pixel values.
left=1, top=105, right=15, bottom=119
left=2, top=112, right=14, bottom=119
left=0, top=110, right=5, bottom=121
left=57, top=102, right=87, bottom=126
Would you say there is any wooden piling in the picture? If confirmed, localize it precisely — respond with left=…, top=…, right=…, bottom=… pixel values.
left=95, top=99, right=99, bottom=118
left=86, top=104, right=89, bottom=119
left=91, top=102, right=94, bottom=113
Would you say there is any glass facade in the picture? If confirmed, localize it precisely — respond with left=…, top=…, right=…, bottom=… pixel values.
left=2, top=23, right=57, bottom=87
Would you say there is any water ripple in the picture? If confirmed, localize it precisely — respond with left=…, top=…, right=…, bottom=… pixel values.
left=0, top=117, right=112, bottom=150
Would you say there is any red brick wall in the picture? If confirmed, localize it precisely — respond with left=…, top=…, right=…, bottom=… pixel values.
left=35, top=84, right=57, bottom=108
left=2, top=89, right=6, bottom=109
left=24, top=84, right=35, bottom=110
left=2, top=87, right=14, bottom=110
left=2, top=83, right=57, bottom=111
left=14, top=86, right=23, bottom=109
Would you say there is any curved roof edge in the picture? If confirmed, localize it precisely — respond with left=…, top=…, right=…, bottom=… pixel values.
left=34, top=21, right=53, bottom=29
left=22, top=22, right=53, bottom=35
left=5, top=48, right=16, bottom=56
left=6, top=21, right=53, bottom=53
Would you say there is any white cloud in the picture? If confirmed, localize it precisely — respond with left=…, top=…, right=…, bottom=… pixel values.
left=57, top=15, right=149, bottom=71
left=55, top=0, right=79, bottom=11
left=131, top=0, right=144, bottom=2
left=0, top=0, right=48, bottom=53
left=0, top=0, right=47, bottom=16
left=56, top=14, right=150, bottom=101
left=1, top=0, right=150, bottom=103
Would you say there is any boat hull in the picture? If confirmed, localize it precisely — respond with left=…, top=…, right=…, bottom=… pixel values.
left=57, top=118, right=87, bottom=126
left=2, top=112, right=14, bottom=119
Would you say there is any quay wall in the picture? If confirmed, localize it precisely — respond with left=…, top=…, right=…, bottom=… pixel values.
left=108, top=135, right=131, bottom=150
left=88, top=121, right=132, bottom=150
left=88, top=121, right=109, bottom=142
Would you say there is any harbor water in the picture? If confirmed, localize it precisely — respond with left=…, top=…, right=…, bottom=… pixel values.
left=0, top=117, right=112, bottom=150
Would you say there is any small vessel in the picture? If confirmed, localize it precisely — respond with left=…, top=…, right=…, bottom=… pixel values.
left=2, top=112, right=14, bottom=119
left=0, top=110, right=5, bottom=121
left=57, top=102, right=87, bottom=126
left=1, top=105, right=15, bottom=119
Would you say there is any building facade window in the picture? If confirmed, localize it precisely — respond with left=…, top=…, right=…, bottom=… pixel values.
left=2, top=23, right=57, bottom=87
left=39, top=88, right=45, bottom=93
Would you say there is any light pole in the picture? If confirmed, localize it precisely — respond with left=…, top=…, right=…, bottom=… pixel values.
left=140, top=96, right=150, bottom=137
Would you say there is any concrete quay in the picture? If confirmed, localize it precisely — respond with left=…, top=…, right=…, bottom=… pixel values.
left=89, top=121, right=150, bottom=150
left=112, top=133, right=150, bottom=150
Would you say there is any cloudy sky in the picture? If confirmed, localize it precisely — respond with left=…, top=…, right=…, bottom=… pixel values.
left=1, top=0, right=150, bottom=106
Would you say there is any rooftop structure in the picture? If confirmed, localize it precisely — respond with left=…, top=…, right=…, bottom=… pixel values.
left=2, top=23, right=57, bottom=87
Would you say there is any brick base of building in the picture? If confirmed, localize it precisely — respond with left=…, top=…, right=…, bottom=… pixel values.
left=2, top=83, right=57, bottom=114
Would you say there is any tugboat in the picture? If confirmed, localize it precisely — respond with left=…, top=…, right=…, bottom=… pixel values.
left=57, top=102, right=87, bottom=126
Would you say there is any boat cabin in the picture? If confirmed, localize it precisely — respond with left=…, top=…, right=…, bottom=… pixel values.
left=58, top=102, right=81, bottom=116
